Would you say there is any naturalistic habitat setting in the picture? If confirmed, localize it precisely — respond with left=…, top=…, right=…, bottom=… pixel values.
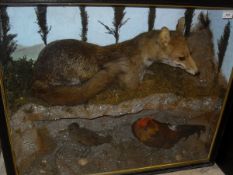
left=0, top=5, right=232, bottom=175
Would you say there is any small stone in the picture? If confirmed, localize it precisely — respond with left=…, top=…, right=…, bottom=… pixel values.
left=42, top=159, right=47, bottom=164
left=175, top=154, right=182, bottom=161
left=78, top=158, right=88, bottom=166
left=39, top=169, right=46, bottom=174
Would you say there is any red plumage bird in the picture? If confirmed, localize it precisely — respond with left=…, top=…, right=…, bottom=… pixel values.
left=132, top=117, right=205, bottom=149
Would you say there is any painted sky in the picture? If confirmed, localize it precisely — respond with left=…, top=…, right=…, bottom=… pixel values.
left=7, top=7, right=233, bottom=80
left=209, top=10, right=233, bottom=81
left=8, top=7, right=185, bottom=46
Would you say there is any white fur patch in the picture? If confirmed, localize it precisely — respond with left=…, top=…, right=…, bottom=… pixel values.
left=144, top=59, right=153, bottom=67
left=168, top=125, right=177, bottom=131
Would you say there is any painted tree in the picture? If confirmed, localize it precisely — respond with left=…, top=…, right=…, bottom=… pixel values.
left=217, top=21, right=231, bottom=72
left=0, top=6, right=17, bottom=68
left=198, top=12, right=210, bottom=29
left=79, top=6, right=88, bottom=42
left=99, top=6, right=129, bottom=44
left=184, top=8, right=195, bottom=37
left=148, top=7, right=156, bottom=31
left=35, top=6, right=51, bottom=45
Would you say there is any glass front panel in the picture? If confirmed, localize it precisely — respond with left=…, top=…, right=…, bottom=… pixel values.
left=0, top=5, right=232, bottom=174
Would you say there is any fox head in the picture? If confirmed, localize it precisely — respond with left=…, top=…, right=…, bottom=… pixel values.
left=145, top=17, right=199, bottom=75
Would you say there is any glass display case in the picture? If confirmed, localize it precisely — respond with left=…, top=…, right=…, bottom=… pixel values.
left=0, top=0, right=233, bottom=174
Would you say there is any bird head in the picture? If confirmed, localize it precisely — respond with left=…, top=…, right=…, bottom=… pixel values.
left=68, top=122, right=80, bottom=131
left=137, top=117, right=153, bottom=128
left=132, top=117, right=160, bottom=142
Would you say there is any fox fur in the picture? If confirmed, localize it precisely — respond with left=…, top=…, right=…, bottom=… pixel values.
left=32, top=17, right=198, bottom=105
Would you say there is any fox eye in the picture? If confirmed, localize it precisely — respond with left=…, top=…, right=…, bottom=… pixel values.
left=179, top=56, right=185, bottom=61
left=148, top=58, right=153, bottom=61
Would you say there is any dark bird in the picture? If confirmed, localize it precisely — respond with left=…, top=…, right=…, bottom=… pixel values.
left=68, top=123, right=112, bottom=146
left=132, top=117, right=205, bottom=149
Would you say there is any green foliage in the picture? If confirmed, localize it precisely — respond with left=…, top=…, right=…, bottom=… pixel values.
left=148, top=7, right=156, bottom=31
left=35, top=6, right=51, bottom=45
left=198, top=12, right=210, bottom=29
left=184, top=8, right=195, bottom=37
left=79, top=6, right=88, bottom=42
left=99, top=6, right=129, bottom=43
left=4, top=57, right=34, bottom=105
left=0, top=6, right=17, bottom=68
left=218, top=21, right=231, bottom=72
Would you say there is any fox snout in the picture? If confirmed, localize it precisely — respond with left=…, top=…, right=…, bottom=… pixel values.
left=185, top=57, right=199, bottom=75
left=187, top=67, right=199, bottom=75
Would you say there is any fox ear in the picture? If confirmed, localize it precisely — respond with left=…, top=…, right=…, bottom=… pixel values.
left=159, top=27, right=171, bottom=47
left=176, top=17, right=185, bottom=34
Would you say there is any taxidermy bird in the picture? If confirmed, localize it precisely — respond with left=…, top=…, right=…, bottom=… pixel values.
left=68, top=123, right=112, bottom=146
left=132, top=117, right=205, bottom=149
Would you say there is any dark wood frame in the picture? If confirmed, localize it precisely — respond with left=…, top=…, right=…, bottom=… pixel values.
left=0, top=0, right=233, bottom=8
left=0, top=1, right=233, bottom=174
left=216, top=70, right=233, bottom=174
left=0, top=71, right=17, bottom=175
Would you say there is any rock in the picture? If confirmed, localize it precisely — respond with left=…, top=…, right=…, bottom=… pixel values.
left=175, top=154, right=182, bottom=161
left=78, top=158, right=88, bottom=166
left=8, top=92, right=223, bottom=174
left=10, top=118, right=55, bottom=173
left=11, top=94, right=222, bottom=120
left=12, top=128, right=39, bottom=173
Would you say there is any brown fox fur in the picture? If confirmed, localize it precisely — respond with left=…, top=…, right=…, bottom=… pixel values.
left=32, top=17, right=198, bottom=105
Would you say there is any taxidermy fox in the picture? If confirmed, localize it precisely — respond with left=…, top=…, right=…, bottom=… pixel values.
left=32, top=17, right=198, bottom=105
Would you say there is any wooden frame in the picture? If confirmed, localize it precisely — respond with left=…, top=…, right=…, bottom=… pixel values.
left=0, top=0, right=233, bottom=8
left=0, top=1, right=233, bottom=174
